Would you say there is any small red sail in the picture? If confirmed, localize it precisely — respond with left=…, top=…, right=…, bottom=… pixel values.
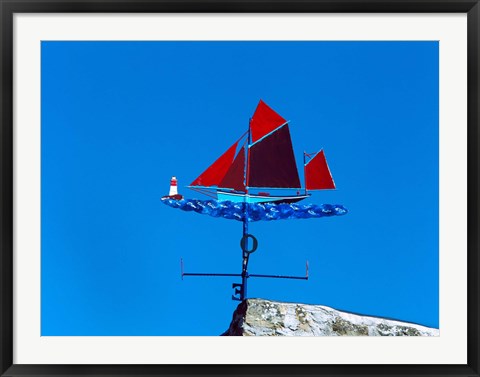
left=305, top=150, right=336, bottom=190
left=248, top=125, right=301, bottom=188
left=190, top=141, right=238, bottom=187
left=219, top=147, right=246, bottom=192
left=250, top=100, right=287, bottom=143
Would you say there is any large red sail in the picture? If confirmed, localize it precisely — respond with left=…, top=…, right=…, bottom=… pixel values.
left=190, top=141, right=238, bottom=187
left=250, top=100, right=287, bottom=143
left=248, top=125, right=301, bottom=188
left=219, top=147, right=246, bottom=192
left=305, top=150, right=336, bottom=190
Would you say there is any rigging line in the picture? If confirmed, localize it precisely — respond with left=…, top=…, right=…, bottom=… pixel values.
left=188, top=185, right=247, bottom=192
left=187, top=185, right=225, bottom=190
left=189, top=187, right=217, bottom=199
left=304, top=149, right=322, bottom=166
left=245, top=186, right=303, bottom=190
left=234, top=130, right=249, bottom=146
left=195, top=189, right=218, bottom=199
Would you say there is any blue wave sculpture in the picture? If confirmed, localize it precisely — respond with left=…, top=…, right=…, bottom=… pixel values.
left=161, top=198, right=348, bottom=222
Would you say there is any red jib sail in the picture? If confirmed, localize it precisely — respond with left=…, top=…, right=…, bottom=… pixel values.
left=219, top=146, right=246, bottom=192
left=250, top=100, right=287, bottom=143
left=305, top=150, right=335, bottom=190
left=190, top=141, right=239, bottom=187
left=248, top=125, right=301, bottom=189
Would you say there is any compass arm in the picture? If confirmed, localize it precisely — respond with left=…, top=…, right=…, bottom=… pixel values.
left=182, top=272, right=242, bottom=277
left=180, top=258, right=241, bottom=280
left=180, top=241, right=310, bottom=301
left=249, top=273, right=308, bottom=280
left=249, top=260, right=309, bottom=280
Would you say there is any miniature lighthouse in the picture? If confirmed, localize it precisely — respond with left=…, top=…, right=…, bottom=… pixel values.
left=169, top=176, right=178, bottom=196
left=161, top=176, right=183, bottom=201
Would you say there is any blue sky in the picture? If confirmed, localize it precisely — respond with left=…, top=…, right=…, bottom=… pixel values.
left=41, top=41, right=439, bottom=335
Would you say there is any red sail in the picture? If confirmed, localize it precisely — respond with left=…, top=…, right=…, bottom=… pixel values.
left=250, top=100, right=287, bottom=143
left=190, top=141, right=238, bottom=187
left=305, top=150, right=336, bottom=190
left=219, top=146, right=246, bottom=192
left=248, top=125, right=301, bottom=188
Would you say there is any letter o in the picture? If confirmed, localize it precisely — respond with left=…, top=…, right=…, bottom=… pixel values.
left=240, top=234, right=258, bottom=254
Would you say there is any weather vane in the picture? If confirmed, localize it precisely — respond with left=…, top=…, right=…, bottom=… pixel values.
left=162, top=100, right=347, bottom=301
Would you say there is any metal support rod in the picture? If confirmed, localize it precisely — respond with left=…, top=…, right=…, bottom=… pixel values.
left=249, top=274, right=308, bottom=280
left=241, top=217, right=249, bottom=300
left=182, top=272, right=241, bottom=277
left=238, top=119, right=253, bottom=301
left=180, top=259, right=242, bottom=279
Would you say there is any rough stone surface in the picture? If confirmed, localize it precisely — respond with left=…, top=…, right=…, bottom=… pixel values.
left=222, top=298, right=439, bottom=336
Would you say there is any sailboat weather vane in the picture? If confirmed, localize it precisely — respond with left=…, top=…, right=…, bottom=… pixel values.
left=162, top=100, right=347, bottom=301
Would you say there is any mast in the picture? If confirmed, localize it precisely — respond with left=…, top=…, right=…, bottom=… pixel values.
left=304, top=151, right=307, bottom=195
left=245, top=119, right=251, bottom=195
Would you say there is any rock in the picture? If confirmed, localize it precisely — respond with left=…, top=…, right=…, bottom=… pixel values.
left=222, top=298, right=439, bottom=336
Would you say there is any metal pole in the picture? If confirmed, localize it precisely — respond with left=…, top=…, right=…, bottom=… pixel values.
left=240, top=121, right=252, bottom=300
left=241, top=212, right=249, bottom=300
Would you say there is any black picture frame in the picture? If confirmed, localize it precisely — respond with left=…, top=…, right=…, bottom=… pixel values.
left=1, top=1, right=478, bottom=376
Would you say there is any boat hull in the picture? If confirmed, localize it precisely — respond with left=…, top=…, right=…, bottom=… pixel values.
left=217, top=191, right=309, bottom=204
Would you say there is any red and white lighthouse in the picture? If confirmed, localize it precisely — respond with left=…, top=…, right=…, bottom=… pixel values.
left=161, top=176, right=183, bottom=200
left=169, top=176, right=178, bottom=196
